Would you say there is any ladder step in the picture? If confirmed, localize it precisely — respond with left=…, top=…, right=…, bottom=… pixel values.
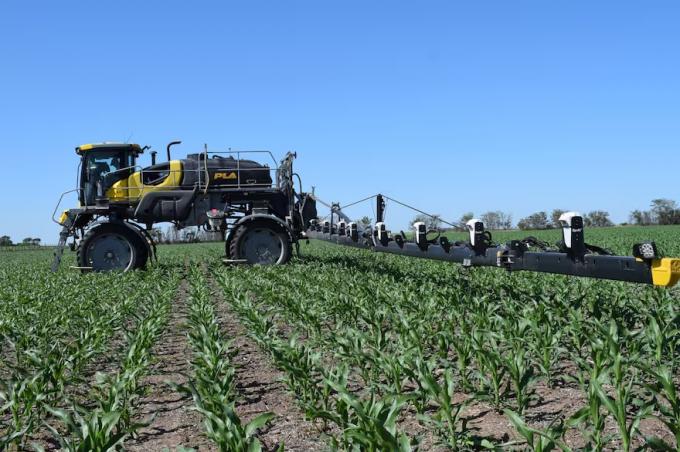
left=222, top=259, right=248, bottom=265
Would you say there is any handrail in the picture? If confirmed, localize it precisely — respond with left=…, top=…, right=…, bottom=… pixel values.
left=52, top=189, right=82, bottom=224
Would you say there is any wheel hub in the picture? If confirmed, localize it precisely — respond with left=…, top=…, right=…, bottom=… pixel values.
left=256, top=245, right=273, bottom=260
left=241, top=228, right=284, bottom=265
left=86, top=233, right=134, bottom=271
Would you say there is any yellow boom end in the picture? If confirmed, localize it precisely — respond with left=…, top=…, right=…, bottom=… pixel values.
left=651, top=258, right=680, bottom=287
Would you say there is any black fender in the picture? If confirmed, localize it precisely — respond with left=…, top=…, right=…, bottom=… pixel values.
left=98, top=220, right=152, bottom=260
left=225, top=214, right=294, bottom=252
left=125, top=222, right=157, bottom=262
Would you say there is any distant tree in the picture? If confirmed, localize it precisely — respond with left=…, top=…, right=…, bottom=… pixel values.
left=428, top=214, right=442, bottom=230
left=31, top=238, right=41, bottom=246
left=551, top=209, right=566, bottom=228
left=500, top=212, right=513, bottom=230
left=480, top=212, right=497, bottom=229
left=358, top=216, right=372, bottom=230
left=629, top=210, right=642, bottom=225
left=459, top=212, right=474, bottom=224
left=650, top=199, right=680, bottom=225
left=21, top=237, right=33, bottom=245
left=584, top=211, right=614, bottom=228
left=630, top=209, right=654, bottom=226
left=457, top=212, right=475, bottom=230
left=629, top=199, right=680, bottom=226
left=481, top=211, right=513, bottom=230
left=518, top=211, right=550, bottom=230
left=410, top=214, right=442, bottom=230
left=0, top=235, right=12, bottom=246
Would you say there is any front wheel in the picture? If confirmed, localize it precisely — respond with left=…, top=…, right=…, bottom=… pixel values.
left=77, top=223, right=149, bottom=272
left=228, top=221, right=292, bottom=265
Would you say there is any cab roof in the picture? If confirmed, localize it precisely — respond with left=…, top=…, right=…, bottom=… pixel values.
left=76, top=143, right=143, bottom=156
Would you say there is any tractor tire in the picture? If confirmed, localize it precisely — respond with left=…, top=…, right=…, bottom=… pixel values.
left=228, top=220, right=292, bottom=265
left=77, top=223, right=149, bottom=272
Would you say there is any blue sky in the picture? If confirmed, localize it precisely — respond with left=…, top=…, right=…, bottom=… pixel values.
left=1, top=1, right=678, bottom=243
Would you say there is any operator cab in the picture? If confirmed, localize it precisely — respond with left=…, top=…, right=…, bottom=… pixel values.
left=76, top=143, right=142, bottom=206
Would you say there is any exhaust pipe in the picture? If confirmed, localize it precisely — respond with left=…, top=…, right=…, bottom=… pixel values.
left=166, top=141, right=182, bottom=161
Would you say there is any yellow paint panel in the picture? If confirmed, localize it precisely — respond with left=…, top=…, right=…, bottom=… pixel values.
left=107, top=178, right=129, bottom=202
left=107, top=160, right=183, bottom=203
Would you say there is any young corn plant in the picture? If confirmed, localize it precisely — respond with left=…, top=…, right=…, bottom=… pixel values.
left=526, top=306, right=563, bottom=388
left=0, top=371, right=46, bottom=449
left=643, top=310, right=679, bottom=371
left=325, top=378, right=413, bottom=452
left=503, top=341, right=537, bottom=415
left=471, top=330, right=507, bottom=410
left=638, top=365, right=680, bottom=450
left=569, top=331, right=611, bottom=451
left=271, top=335, right=326, bottom=412
left=38, top=406, right=140, bottom=452
left=449, top=322, right=475, bottom=391
left=570, top=321, right=642, bottom=452
left=504, top=409, right=570, bottom=452
left=178, top=381, right=275, bottom=452
left=371, top=345, right=415, bottom=397
left=417, top=366, right=472, bottom=450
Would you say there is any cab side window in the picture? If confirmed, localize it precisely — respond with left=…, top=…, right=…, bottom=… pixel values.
left=142, top=163, right=171, bottom=185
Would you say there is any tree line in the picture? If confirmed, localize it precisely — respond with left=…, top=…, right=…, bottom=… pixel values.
left=406, top=198, right=680, bottom=231
left=0, top=236, right=42, bottom=247
left=629, top=199, right=680, bottom=226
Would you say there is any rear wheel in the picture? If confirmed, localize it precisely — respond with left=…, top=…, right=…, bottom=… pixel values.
left=78, top=223, right=149, bottom=272
left=228, top=221, right=291, bottom=265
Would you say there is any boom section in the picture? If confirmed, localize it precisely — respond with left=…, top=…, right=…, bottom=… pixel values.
left=307, top=195, right=680, bottom=288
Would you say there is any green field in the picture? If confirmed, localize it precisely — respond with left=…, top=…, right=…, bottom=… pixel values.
left=1, top=226, right=679, bottom=451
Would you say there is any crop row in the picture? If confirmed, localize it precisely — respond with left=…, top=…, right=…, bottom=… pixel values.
left=179, top=266, right=275, bottom=451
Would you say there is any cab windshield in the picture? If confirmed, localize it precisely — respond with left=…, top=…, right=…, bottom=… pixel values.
left=81, top=150, right=135, bottom=205
left=85, top=151, right=133, bottom=177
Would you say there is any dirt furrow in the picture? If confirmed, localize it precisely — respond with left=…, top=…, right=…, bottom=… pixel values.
left=127, top=279, right=213, bottom=451
left=208, top=272, right=325, bottom=452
